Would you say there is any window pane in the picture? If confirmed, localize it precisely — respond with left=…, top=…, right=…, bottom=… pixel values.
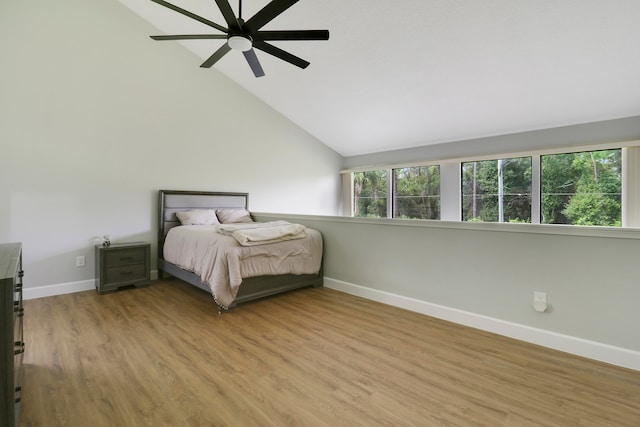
left=392, top=166, right=440, bottom=219
left=541, top=149, right=621, bottom=226
left=353, top=170, right=388, bottom=218
left=461, top=157, right=532, bottom=223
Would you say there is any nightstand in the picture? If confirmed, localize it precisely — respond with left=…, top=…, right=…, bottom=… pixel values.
left=95, top=242, right=150, bottom=294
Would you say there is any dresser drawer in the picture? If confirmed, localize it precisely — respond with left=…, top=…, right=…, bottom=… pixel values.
left=14, top=312, right=22, bottom=346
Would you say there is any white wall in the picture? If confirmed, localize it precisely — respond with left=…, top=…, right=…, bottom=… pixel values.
left=0, top=0, right=342, bottom=289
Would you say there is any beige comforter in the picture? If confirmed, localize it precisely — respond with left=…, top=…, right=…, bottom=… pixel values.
left=217, top=221, right=307, bottom=246
left=163, top=225, right=323, bottom=308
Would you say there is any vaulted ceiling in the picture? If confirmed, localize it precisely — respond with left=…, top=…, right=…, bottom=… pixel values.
left=119, top=0, right=640, bottom=157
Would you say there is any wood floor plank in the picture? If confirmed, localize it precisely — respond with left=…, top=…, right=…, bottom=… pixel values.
left=19, top=280, right=640, bottom=426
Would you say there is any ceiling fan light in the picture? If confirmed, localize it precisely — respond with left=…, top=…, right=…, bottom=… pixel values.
left=228, top=35, right=252, bottom=52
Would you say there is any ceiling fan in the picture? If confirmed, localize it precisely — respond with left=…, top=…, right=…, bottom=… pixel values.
left=149, top=0, right=330, bottom=77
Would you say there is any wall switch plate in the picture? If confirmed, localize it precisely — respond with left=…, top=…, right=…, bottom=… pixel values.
left=76, top=255, right=86, bottom=267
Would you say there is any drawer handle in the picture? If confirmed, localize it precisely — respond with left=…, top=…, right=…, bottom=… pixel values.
left=19, top=270, right=24, bottom=278
left=14, top=341, right=25, bottom=355
left=15, top=283, right=22, bottom=291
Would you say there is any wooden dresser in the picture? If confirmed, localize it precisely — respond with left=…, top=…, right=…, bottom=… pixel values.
left=95, top=242, right=150, bottom=294
left=0, top=243, right=24, bottom=427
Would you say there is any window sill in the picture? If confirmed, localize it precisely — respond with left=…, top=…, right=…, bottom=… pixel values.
left=254, top=212, right=640, bottom=240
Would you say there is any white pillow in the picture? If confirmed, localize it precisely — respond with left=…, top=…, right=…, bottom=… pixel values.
left=175, top=209, right=220, bottom=225
left=216, top=209, right=253, bottom=224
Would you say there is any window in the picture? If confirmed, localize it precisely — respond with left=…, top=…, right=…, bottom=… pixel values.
left=541, top=149, right=621, bottom=226
left=461, top=157, right=532, bottom=223
left=347, top=144, right=637, bottom=228
left=353, top=166, right=441, bottom=219
left=353, top=170, right=388, bottom=218
left=393, top=166, right=440, bottom=220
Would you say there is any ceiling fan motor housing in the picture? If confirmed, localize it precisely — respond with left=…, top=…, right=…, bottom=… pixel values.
left=228, top=34, right=253, bottom=51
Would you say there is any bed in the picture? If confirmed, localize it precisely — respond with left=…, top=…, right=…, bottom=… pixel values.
left=157, top=190, right=323, bottom=310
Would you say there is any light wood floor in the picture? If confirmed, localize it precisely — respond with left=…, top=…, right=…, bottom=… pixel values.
left=20, top=280, right=640, bottom=426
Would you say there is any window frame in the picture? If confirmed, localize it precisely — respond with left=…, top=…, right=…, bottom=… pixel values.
left=460, top=156, right=533, bottom=224
left=539, top=148, right=623, bottom=227
left=391, top=165, right=441, bottom=220
left=351, top=165, right=443, bottom=220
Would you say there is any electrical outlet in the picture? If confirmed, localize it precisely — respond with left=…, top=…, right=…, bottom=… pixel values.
left=76, top=255, right=86, bottom=267
left=534, top=291, right=547, bottom=303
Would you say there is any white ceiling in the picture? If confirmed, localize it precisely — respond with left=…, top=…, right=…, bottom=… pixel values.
left=120, top=0, right=640, bottom=157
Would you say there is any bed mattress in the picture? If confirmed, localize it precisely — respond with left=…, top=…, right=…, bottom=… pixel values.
left=163, top=225, right=323, bottom=307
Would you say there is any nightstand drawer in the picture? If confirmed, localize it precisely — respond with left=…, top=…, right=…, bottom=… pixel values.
left=104, top=264, right=148, bottom=285
left=104, top=248, right=146, bottom=267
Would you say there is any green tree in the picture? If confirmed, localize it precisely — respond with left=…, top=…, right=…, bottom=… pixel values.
left=353, top=170, right=388, bottom=218
left=562, top=150, right=621, bottom=226
left=393, top=166, right=440, bottom=219
left=541, top=153, right=575, bottom=224
left=461, top=157, right=531, bottom=222
left=542, top=149, right=621, bottom=226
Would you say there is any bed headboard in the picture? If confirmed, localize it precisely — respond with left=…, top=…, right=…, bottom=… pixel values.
left=158, top=190, right=249, bottom=250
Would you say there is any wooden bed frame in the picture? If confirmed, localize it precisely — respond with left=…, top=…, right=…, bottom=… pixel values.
left=157, top=190, right=323, bottom=308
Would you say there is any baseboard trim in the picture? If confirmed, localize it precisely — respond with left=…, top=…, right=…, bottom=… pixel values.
left=23, top=279, right=95, bottom=300
left=324, top=277, right=640, bottom=372
left=23, top=270, right=159, bottom=300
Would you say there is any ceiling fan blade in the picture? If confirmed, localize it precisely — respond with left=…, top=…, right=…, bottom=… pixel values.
left=151, top=35, right=228, bottom=41
left=243, top=49, right=266, bottom=78
left=150, top=0, right=228, bottom=33
left=200, top=43, right=232, bottom=68
left=244, top=0, right=299, bottom=33
left=253, top=40, right=309, bottom=69
left=255, top=30, right=329, bottom=41
left=214, top=0, right=241, bottom=30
